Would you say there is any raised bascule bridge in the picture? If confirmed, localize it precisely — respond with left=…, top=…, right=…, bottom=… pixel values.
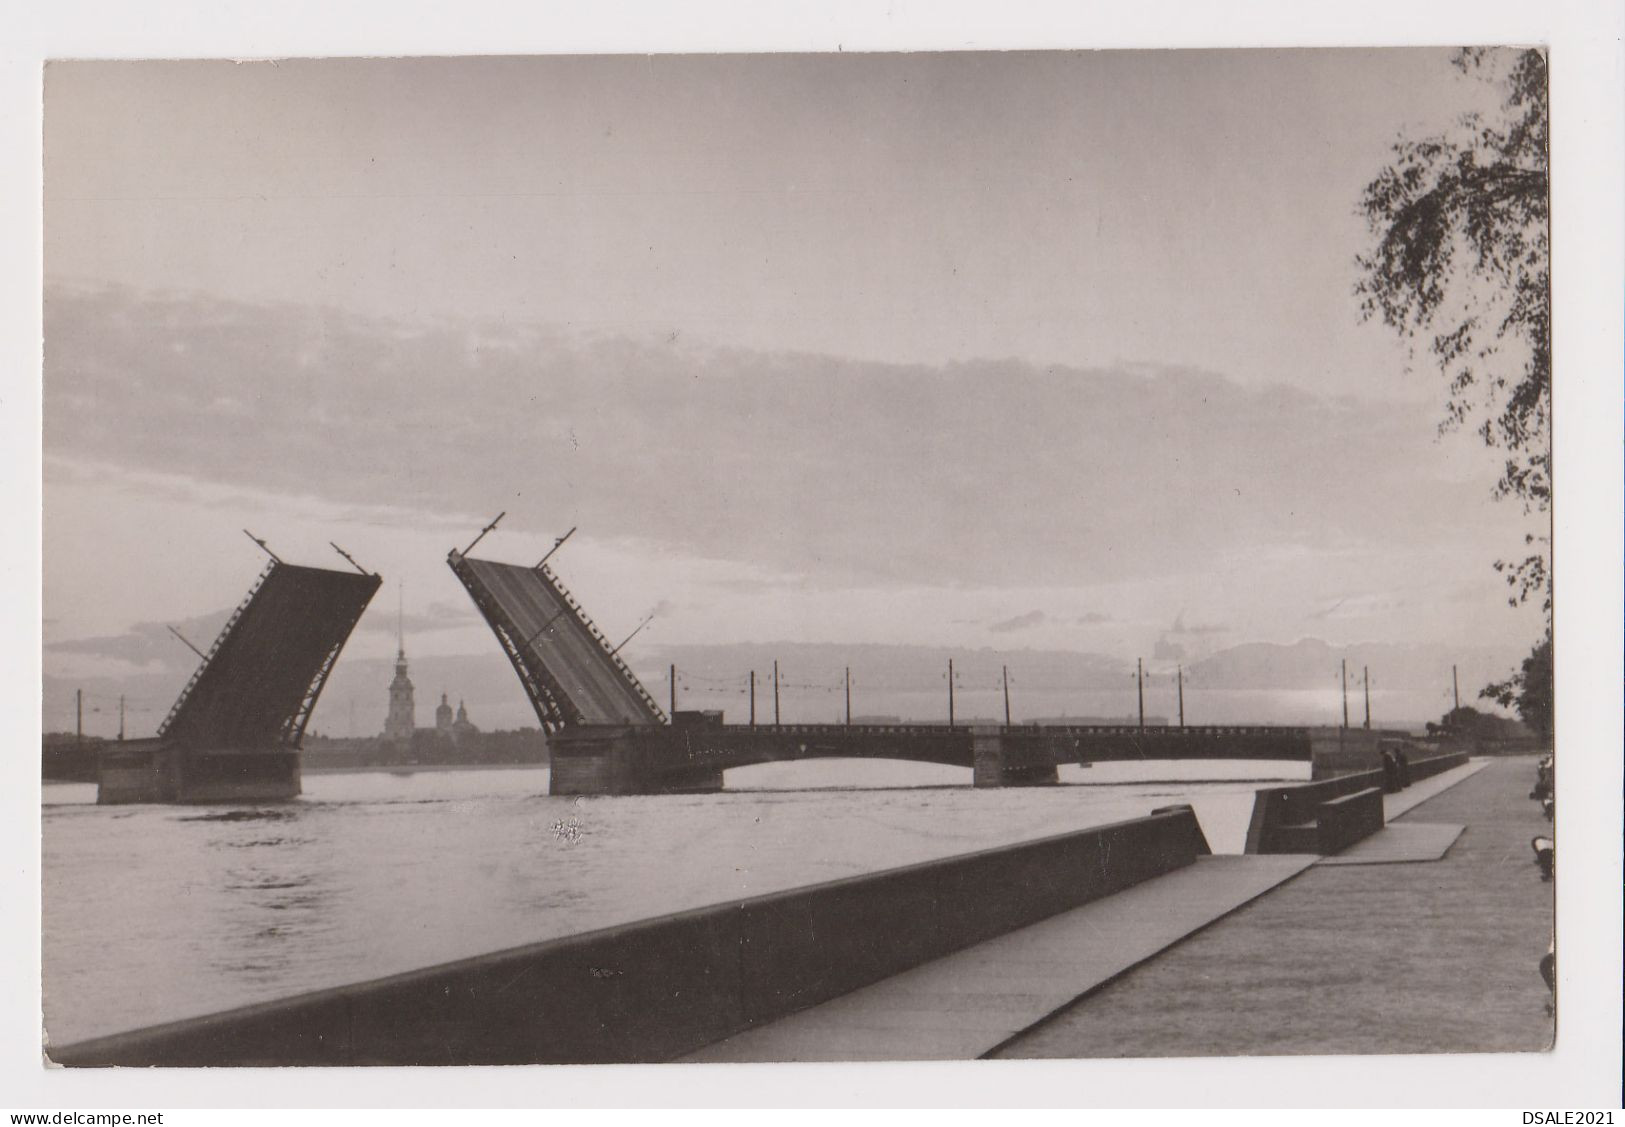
left=447, top=521, right=1321, bottom=796
left=97, top=537, right=381, bottom=804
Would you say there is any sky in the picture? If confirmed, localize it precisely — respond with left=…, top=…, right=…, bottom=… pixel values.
left=40, top=48, right=1549, bottom=735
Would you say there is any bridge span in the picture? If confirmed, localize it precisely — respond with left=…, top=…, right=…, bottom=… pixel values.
left=99, top=548, right=380, bottom=804
left=544, top=713, right=1314, bottom=794
left=448, top=532, right=1318, bottom=795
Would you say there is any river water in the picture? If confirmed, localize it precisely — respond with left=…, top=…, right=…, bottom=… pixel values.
left=41, top=759, right=1304, bottom=1046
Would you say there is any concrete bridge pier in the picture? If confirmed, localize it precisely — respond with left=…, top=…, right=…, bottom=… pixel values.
left=548, top=725, right=724, bottom=796
left=1308, top=726, right=1418, bottom=779
left=971, top=726, right=1060, bottom=788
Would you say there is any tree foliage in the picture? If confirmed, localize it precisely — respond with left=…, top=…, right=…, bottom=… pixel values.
left=1426, top=704, right=1518, bottom=740
left=1356, top=48, right=1553, bottom=736
left=1355, top=48, right=1551, bottom=615
left=1481, top=630, right=1553, bottom=741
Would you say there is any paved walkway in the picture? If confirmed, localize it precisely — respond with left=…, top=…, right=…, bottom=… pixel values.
left=1385, top=759, right=1488, bottom=819
left=1317, top=822, right=1464, bottom=866
left=680, top=853, right=1317, bottom=1063
left=995, top=756, right=1554, bottom=1058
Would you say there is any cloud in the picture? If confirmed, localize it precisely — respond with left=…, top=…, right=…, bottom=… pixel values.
left=355, top=600, right=478, bottom=636
left=1153, top=637, right=1187, bottom=661
left=46, top=595, right=474, bottom=675
left=44, top=283, right=1500, bottom=593
left=1305, top=592, right=1411, bottom=622
left=47, top=608, right=233, bottom=671
left=1073, top=612, right=1113, bottom=625
left=1170, top=612, right=1230, bottom=636
left=988, top=610, right=1046, bottom=633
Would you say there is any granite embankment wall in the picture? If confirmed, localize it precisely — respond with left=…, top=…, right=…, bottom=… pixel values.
left=1246, top=750, right=1470, bottom=854
left=52, top=807, right=1212, bottom=1067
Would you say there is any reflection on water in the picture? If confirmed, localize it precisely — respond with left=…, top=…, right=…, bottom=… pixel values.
left=215, top=834, right=334, bottom=985
left=42, top=759, right=1303, bottom=1045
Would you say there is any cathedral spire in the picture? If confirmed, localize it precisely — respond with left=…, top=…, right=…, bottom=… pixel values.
left=384, top=584, right=417, bottom=743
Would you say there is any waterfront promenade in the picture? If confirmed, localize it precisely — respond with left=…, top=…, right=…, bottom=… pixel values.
left=996, top=756, right=1553, bottom=1058
left=688, top=757, right=1551, bottom=1062
left=49, top=755, right=1549, bottom=1066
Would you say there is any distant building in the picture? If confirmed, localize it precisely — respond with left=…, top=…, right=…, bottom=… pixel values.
left=383, top=602, right=480, bottom=748
left=453, top=699, right=478, bottom=742
left=383, top=642, right=416, bottom=743
left=432, top=691, right=479, bottom=745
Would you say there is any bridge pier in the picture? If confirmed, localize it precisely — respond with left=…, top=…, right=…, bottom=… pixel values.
left=549, top=725, right=724, bottom=796
left=971, top=726, right=1060, bottom=788
left=1307, top=726, right=1417, bottom=779
left=95, top=556, right=376, bottom=806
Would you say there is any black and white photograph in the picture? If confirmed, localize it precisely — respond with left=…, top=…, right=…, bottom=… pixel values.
left=7, top=1, right=1623, bottom=1113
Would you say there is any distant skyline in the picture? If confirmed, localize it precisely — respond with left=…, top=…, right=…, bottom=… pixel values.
left=42, top=50, right=1547, bottom=735
left=45, top=630, right=1519, bottom=739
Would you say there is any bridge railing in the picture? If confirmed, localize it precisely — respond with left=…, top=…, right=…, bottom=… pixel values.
left=537, top=563, right=667, bottom=725
left=680, top=722, right=975, bottom=738
left=157, top=559, right=277, bottom=740
left=1012, top=724, right=1312, bottom=737
left=658, top=721, right=1310, bottom=739
left=449, top=553, right=580, bottom=732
